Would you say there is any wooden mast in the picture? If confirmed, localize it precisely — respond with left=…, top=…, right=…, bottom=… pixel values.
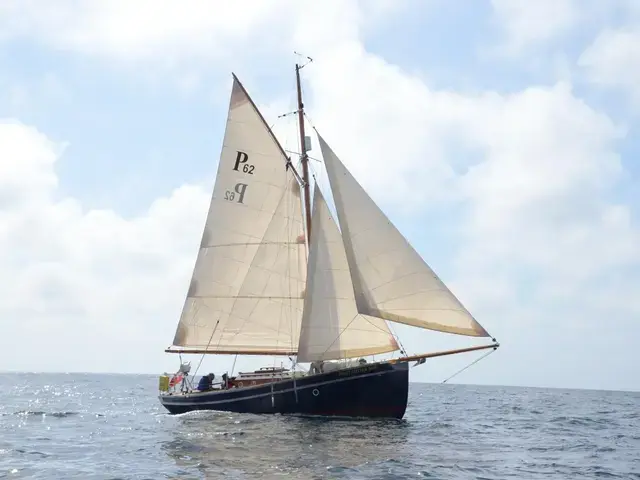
left=296, top=63, right=312, bottom=242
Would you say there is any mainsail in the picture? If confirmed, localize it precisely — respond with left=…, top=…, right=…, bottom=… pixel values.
left=297, top=188, right=400, bottom=363
left=169, top=75, right=306, bottom=355
left=317, top=133, right=490, bottom=338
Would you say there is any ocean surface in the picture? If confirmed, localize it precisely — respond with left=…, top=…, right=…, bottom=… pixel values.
left=0, top=373, right=638, bottom=479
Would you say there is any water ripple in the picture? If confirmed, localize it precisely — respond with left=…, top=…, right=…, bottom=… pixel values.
left=0, top=374, right=639, bottom=479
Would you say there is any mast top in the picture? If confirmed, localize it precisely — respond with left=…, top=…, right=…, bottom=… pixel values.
left=294, top=52, right=313, bottom=68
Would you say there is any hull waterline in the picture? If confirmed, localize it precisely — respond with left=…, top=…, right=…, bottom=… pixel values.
left=159, top=361, right=409, bottom=419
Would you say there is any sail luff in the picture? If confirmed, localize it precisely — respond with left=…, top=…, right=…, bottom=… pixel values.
left=296, top=186, right=400, bottom=363
left=316, top=131, right=491, bottom=338
left=169, top=75, right=306, bottom=354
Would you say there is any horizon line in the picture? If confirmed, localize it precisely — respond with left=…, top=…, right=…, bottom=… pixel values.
left=1, top=370, right=638, bottom=394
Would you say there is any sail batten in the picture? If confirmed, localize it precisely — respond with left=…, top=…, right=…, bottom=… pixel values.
left=296, top=188, right=400, bottom=363
left=170, top=75, right=306, bottom=354
left=317, top=132, right=491, bottom=338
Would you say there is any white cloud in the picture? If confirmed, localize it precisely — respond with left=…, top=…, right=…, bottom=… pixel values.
left=0, top=0, right=413, bottom=73
left=579, top=26, right=640, bottom=103
left=489, top=0, right=582, bottom=55
left=0, top=119, right=211, bottom=373
left=0, top=0, right=288, bottom=61
left=0, top=1, right=639, bottom=389
left=456, top=83, right=632, bottom=277
left=0, top=121, right=59, bottom=209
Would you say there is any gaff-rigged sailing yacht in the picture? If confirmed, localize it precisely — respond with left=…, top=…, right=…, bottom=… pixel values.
left=158, top=64, right=499, bottom=419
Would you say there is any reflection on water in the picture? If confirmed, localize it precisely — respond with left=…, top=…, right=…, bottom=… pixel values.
left=4, top=375, right=638, bottom=479
left=162, top=411, right=411, bottom=478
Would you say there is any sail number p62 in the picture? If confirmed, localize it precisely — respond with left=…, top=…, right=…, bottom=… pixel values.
left=224, top=151, right=254, bottom=204
left=233, top=151, right=254, bottom=175
left=224, top=183, right=248, bottom=204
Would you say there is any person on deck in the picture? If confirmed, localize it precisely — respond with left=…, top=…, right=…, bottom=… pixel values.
left=197, top=373, right=215, bottom=391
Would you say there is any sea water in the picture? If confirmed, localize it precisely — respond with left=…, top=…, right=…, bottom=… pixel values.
left=0, top=373, right=638, bottom=479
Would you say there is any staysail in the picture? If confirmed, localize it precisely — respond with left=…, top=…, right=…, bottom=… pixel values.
left=169, top=75, right=306, bottom=355
left=297, top=188, right=400, bottom=363
left=317, top=133, right=490, bottom=338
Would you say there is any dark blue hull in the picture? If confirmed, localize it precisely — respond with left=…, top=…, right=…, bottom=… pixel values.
left=159, top=361, right=409, bottom=419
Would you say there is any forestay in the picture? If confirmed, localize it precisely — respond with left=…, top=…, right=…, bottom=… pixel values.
left=297, top=188, right=400, bottom=363
left=317, top=133, right=490, bottom=338
left=170, top=76, right=306, bottom=354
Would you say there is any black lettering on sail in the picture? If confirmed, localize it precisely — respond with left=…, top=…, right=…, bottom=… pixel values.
left=234, top=183, right=248, bottom=204
left=232, top=151, right=254, bottom=175
left=224, top=183, right=248, bottom=204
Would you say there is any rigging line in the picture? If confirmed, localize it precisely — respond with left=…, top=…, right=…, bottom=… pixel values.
left=440, top=348, right=496, bottom=384
left=193, top=319, right=220, bottom=379
left=308, top=164, right=326, bottom=199
left=317, top=311, right=395, bottom=361
left=318, top=313, right=361, bottom=359
left=385, top=321, right=408, bottom=357
left=359, top=313, right=403, bottom=336
left=302, top=110, right=316, bottom=130
left=230, top=354, right=238, bottom=376
left=285, top=149, right=322, bottom=162
left=274, top=174, right=297, bottom=366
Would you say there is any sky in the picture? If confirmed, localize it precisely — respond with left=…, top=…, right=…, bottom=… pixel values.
left=0, top=0, right=639, bottom=391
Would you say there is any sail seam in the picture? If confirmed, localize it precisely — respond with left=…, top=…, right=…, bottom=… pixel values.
left=370, top=308, right=488, bottom=337
left=204, top=241, right=304, bottom=248
left=212, top=170, right=304, bottom=353
left=211, top=187, right=284, bottom=351
left=315, top=313, right=399, bottom=360
left=367, top=272, right=469, bottom=310
left=188, top=295, right=303, bottom=299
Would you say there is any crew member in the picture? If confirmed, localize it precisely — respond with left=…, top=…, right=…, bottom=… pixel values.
left=197, top=373, right=215, bottom=391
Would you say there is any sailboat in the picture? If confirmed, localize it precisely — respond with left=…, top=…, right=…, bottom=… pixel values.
left=158, top=63, right=499, bottom=419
